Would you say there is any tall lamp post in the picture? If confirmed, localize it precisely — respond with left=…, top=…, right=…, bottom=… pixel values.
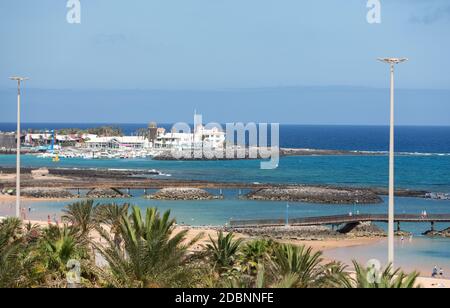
left=377, top=58, right=407, bottom=266
left=9, top=76, right=29, bottom=219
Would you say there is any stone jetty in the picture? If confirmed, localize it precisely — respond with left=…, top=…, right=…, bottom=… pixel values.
left=145, top=187, right=221, bottom=200
left=243, top=186, right=383, bottom=204
left=423, top=227, right=450, bottom=238
left=86, top=188, right=131, bottom=199
left=3, top=187, right=75, bottom=199
left=229, top=224, right=386, bottom=241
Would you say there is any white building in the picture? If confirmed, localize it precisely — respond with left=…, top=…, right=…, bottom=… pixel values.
left=154, top=132, right=193, bottom=150
left=85, top=136, right=150, bottom=149
left=154, top=126, right=225, bottom=150
left=25, top=133, right=53, bottom=145
left=194, top=126, right=225, bottom=149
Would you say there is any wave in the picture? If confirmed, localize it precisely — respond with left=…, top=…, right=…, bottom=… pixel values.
left=53, top=167, right=167, bottom=174
left=352, top=150, right=450, bottom=157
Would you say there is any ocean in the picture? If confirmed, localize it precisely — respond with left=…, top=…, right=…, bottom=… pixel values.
left=1, top=123, right=450, bottom=153
left=1, top=123, right=450, bottom=272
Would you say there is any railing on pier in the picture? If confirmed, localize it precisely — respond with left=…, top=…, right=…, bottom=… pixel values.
left=229, top=214, right=450, bottom=228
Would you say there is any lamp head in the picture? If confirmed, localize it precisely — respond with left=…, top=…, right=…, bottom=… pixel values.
left=9, top=77, right=29, bottom=81
left=377, top=58, right=408, bottom=65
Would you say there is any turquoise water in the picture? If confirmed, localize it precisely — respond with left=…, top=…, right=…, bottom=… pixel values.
left=326, top=238, right=450, bottom=278
left=0, top=154, right=450, bottom=191
left=2, top=193, right=449, bottom=273
left=4, top=194, right=449, bottom=232
left=1, top=152, right=450, bottom=274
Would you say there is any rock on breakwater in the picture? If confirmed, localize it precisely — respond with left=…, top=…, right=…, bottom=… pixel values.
left=423, top=227, right=450, bottom=238
left=6, top=187, right=75, bottom=199
left=229, top=225, right=339, bottom=241
left=243, top=186, right=383, bottom=204
left=145, top=187, right=222, bottom=200
left=86, top=188, right=131, bottom=199
left=228, top=224, right=386, bottom=241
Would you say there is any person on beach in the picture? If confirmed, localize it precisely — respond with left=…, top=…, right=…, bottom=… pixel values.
left=432, top=266, right=438, bottom=278
left=439, top=268, right=444, bottom=278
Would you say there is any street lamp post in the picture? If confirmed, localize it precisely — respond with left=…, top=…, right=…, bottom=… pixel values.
left=285, top=203, right=289, bottom=227
left=9, top=76, right=29, bottom=219
left=377, top=58, right=407, bottom=267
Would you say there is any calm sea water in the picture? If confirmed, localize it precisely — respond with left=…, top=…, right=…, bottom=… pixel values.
left=3, top=194, right=448, bottom=232
left=0, top=155, right=449, bottom=192
left=1, top=124, right=450, bottom=272
left=1, top=194, right=449, bottom=274
left=326, top=238, right=450, bottom=278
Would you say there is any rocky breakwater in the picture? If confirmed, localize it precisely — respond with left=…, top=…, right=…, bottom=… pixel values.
left=145, top=187, right=222, bottom=200
left=2, top=187, right=75, bottom=199
left=152, top=147, right=382, bottom=161
left=423, top=227, right=450, bottom=238
left=424, top=192, right=450, bottom=201
left=86, top=188, right=131, bottom=199
left=229, top=225, right=340, bottom=241
left=229, top=224, right=386, bottom=241
left=243, top=185, right=383, bottom=204
left=153, top=148, right=273, bottom=161
left=345, top=222, right=386, bottom=238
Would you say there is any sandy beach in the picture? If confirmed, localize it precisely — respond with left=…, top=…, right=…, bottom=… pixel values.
left=416, top=277, right=450, bottom=288
left=1, top=193, right=449, bottom=289
left=2, top=215, right=448, bottom=288
left=0, top=194, right=70, bottom=203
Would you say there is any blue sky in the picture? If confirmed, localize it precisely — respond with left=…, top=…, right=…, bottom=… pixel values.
left=0, top=0, right=449, bottom=124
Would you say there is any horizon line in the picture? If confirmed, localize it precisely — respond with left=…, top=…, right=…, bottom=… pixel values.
left=0, top=122, right=449, bottom=128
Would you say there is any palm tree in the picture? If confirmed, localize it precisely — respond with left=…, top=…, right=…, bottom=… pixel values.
left=205, top=231, right=243, bottom=272
left=36, top=224, right=94, bottom=288
left=0, top=218, right=26, bottom=287
left=268, top=244, right=323, bottom=288
left=239, top=239, right=276, bottom=275
left=62, top=200, right=97, bottom=239
left=95, top=203, right=130, bottom=248
left=41, top=226, right=79, bottom=271
left=135, top=128, right=148, bottom=138
left=352, top=261, right=420, bottom=288
left=95, top=206, right=201, bottom=288
left=317, top=261, right=353, bottom=288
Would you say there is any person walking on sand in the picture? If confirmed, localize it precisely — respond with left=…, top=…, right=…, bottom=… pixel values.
left=432, top=266, right=438, bottom=278
left=439, top=268, right=444, bottom=278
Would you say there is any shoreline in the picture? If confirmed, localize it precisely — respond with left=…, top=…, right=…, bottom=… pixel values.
left=4, top=217, right=448, bottom=288
left=0, top=194, right=74, bottom=203
left=0, top=167, right=438, bottom=202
